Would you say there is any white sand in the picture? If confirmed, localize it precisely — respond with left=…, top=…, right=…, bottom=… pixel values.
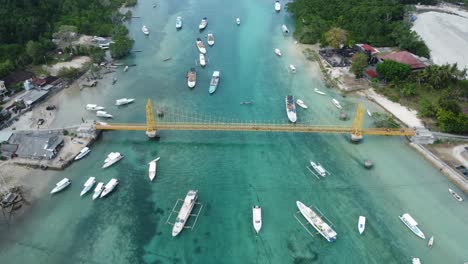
left=412, top=10, right=468, bottom=69
left=452, top=144, right=468, bottom=167
left=46, top=56, right=91, bottom=76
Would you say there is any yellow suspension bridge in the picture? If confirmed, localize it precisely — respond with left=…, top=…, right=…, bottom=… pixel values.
left=94, top=99, right=416, bottom=140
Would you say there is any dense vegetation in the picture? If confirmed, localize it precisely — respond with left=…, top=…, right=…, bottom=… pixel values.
left=0, top=0, right=135, bottom=78
left=287, top=0, right=430, bottom=57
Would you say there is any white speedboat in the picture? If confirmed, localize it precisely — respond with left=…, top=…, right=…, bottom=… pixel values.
left=310, top=161, right=327, bottom=177
left=176, top=16, right=183, bottom=29
left=207, top=33, right=214, bottom=46
left=275, top=48, right=282, bottom=56
left=296, top=99, right=308, bottom=109
left=187, top=68, right=196, bottom=88
left=199, top=17, right=208, bottom=30
left=124, top=65, right=129, bottom=72
left=209, top=71, right=220, bottom=94
left=282, top=24, right=289, bottom=34
left=50, top=178, right=71, bottom=194
left=196, top=38, right=207, bottom=54
left=142, top=25, right=150, bottom=35
left=102, top=152, right=123, bottom=169
left=428, top=236, right=434, bottom=248
left=115, top=98, right=135, bottom=106
left=285, top=95, right=297, bottom=123
left=314, top=88, right=326, bottom=95
left=367, top=109, right=372, bottom=117
left=289, top=64, right=296, bottom=73
left=274, top=1, right=281, bottom=12
left=148, top=157, right=160, bottom=181
left=86, top=104, right=105, bottom=111
left=358, top=216, right=366, bottom=235
left=236, top=18, right=241, bottom=25
left=412, top=257, right=422, bottom=264
left=74, top=147, right=91, bottom=160
left=252, top=205, right=262, bottom=234
left=296, top=201, right=337, bottom=242
left=92, top=182, right=104, bottom=200
left=80, top=177, right=96, bottom=196
left=172, top=190, right=198, bottom=237
left=332, top=98, right=342, bottom=109
left=399, top=213, right=425, bottom=239
left=100, top=178, right=119, bottom=198
left=96, top=111, right=113, bottom=118
left=448, top=188, right=464, bottom=202
left=199, top=53, right=206, bottom=67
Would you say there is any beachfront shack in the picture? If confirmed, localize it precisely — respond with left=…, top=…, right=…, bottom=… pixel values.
left=379, top=51, right=429, bottom=71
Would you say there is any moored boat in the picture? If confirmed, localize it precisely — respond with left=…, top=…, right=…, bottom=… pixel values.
left=86, top=104, right=105, bottom=111
left=285, top=95, right=297, bottom=123
left=74, top=147, right=91, bottom=160
left=196, top=38, right=207, bottom=54
left=80, top=177, right=96, bottom=196
left=124, top=65, right=129, bottom=72
left=428, top=236, right=434, bottom=248
left=448, top=188, right=464, bottom=202
left=367, top=109, right=372, bottom=117
left=115, top=98, right=135, bottom=106
left=296, top=201, right=337, bottom=242
left=199, top=53, right=206, bottom=67
left=148, top=157, right=160, bottom=181
left=236, top=18, right=241, bottom=25
left=176, top=16, right=183, bottom=29
left=142, top=25, right=150, bottom=35
left=100, top=178, right=119, bottom=198
left=187, top=68, right=197, bottom=88
left=296, top=99, right=308, bottom=109
left=172, top=190, right=198, bottom=237
left=282, top=24, right=289, bottom=34
left=199, top=17, right=208, bottom=30
left=92, top=182, right=104, bottom=200
left=314, top=88, right=326, bottom=95
left=209, top=71, right=220, bottom=94
left=310, top=161, right=327, bottom=177
left=102, top=152, right=123, bottom=169
left=252, top=205, right=262, bottom=234
left=332, top=98, right=342, bottom=109
left=274, top=48, right=282, bottom=56
left=412, top=257, right=422, bottom=264
left=96, top=111, right=113, bottom=118
left=289, top=64, right=296, bottom=73
left=358, top=216, right=366, bottom=235
left=274, top=1, right=281, bottom=12
left=399, top=213, right=425, bottom=239
left=50, top=178, right=71, bottom=194
left=207, top=33, right=214, bottom=46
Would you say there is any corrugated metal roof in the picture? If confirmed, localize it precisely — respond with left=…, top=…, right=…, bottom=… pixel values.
left=0, top=131, right=13, bottom=143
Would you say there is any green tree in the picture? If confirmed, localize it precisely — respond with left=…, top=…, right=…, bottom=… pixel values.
left=350, top=52, right=368, bottom=78
left=376, top=60, right=411, bottom=82
left=0, top=60, right=15, bottom=78
left=418, top=99, right=436, bottom=118
left=58, top=67, right=80, bottom=81
left=110, top=36, right=134, bottom=59
left=324, top=27, right=348, bottom=49
left=25, top=41, right=46, bottom=64
left=436, top=109, right=468, bottom=134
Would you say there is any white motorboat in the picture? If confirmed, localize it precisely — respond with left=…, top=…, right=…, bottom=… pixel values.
left=80, top=177, right=96, bottom=196
left=285, top=95, right=297, bottom=123
left=282, top=24, right=289, bottom=34
left=86, top=104, right=105, bottom=111
left=199, top=17, right=208, bottom=30
left=448, top=188, right=464, bottom=202
left=199, top=53, right=206, bottom=67
left=187, top=68, right=196, bottom=88
left=412, top=257, right=422, bottom=264
left=274, top=1, right=281, bottom=12
left=358, top=216, right=366, bottom=235
left=172, top=190, right=198, bottom=237
left=148, top=157, right=160, bottom=181
left=102, top=152, right=123, bottom=169
left=100, top=178, right=119, bottom=198
left=296, top=201, right=337, bottom=242
left=236, top=18, right=241, bottom=25
left=314, top=88, right=326, bottom=95
left=289, top=64, right=296, bottom=73
left=92, top=182, right=104, bottom=200
left=367, top=109, right=372, bottom=117
left=74, top=147, right=91, bottom=160
left=209, top=71, right=220, bottom=94
left=332, top=98, right=342, bottom=109
left=399, top=213, right=426, bottom=239
left=115, top=98, right=135, bottom=106
left=252, top=205, right=262, bottom=234
left=275, top=48, right=282, bottom=56
left=142, top=25, right=150, bottom=35
left=124, top=65, right=129, bottom=72
left=176, top=16, right=183, bottom=29
left=50, top=178, right=71, bottom=194
left=296, top=99, right=308, bottom=109
left=96, top=111, right=113, bottom=118
left=196, top=38, right=207, bottom=54
left=428, top=236, right=434, bottom=248
left=207, top=34, right=214, bottom=46
left=310, top=161, right=328, bottom=177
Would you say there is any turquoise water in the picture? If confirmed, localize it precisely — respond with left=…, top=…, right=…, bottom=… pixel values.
left=1, top=0, right=467, bottom=263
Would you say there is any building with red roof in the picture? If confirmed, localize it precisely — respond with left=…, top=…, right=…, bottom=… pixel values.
left=380, top=51, right=427, bottom=70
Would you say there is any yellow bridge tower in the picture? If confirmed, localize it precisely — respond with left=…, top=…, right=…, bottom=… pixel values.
left=145, top=99, right=157, bottom=138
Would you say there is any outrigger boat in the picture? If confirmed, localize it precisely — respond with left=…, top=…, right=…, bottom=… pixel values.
left=332, top=98, right=342, bottom=109
left=296, top=201, right=337, bottom=242
left=314, top=88, right=326, bottom=95
left=448, top=188, right=464, bottom=202
left=172, top=190, right=198, bottom=237
left=309, top=160, right=329, bottom=177
left=399, top=213, right=426, bottom=239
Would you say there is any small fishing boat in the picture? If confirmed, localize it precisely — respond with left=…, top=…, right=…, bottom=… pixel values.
left=115, top=98, right=135, bottom=106
left=50, top=178, right=71, bottom=194
left=124, top=65, right=129, bottom=72
left=80, top=177, right=96, bottom=196
left=252, top=205, right=262, bottom=234
left=240, top=101, right=253, bottom=105
left=358, top=216, right=366, bottom=235
left=285, top=95, right=297, bottom=123
left=367, top=109, right=372, bottom=117
left=209, top=71, right=220, bottom=94
left=448, top=188, right=464, bottom=202
left=176, top=16, right=183, bottom=29
left=274, top=48, right=282, bottom=56
left=148, top=157, right=160, bottom=181
left=274, top=1, right=281, bottom=12
left=100, top=178, right=119, bottom=198
left=412, top=257, right=422, bottom=264
left=112, top=78, right=117, bottom=85
left=196, top=38, right=207, bottom=54
left=92, top=182, right=104, bottom=200
left=86, top=104, right=105, bottom=111
left=296, top=99, right=308, bottom=109
left=96, top=111, right=113, bottom=118
left=236, top=18, right=241, bottom=25
left=281, top=25, right=289, bottom=34
left=332, top=98, right=342, bottom=109
left=399, top=213, right=426, bottom=239
left=142, top=25, right=150, bottom=35
left=314, top=88, right=326, bottom=95
left=428, top=236, right=434, bottom=248
left=207, top=34, right=214, bottom=46
left=187, top=68, right=196, bottom=88
left=199, top=17, right=208, bottom=30
left=75, top=147, right=91, bottom=161
left=289, top=64, right=296, bottom=73
left=310, top=161, right=328, bottom=177
left=199, top=53, right=206, bottom=67
left=163, top=57, right=172, bottom=62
